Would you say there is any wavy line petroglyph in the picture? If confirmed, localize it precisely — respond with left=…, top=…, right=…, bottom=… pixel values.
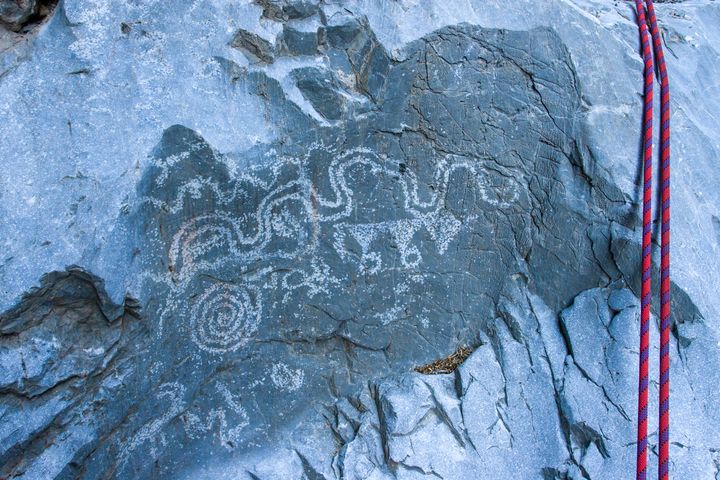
left=168, top=187, right=312, bottom=284
left=117, top=382, right=186, bottom=471
left=142, top=141, right=522, bottom=354
left=117, top=381, right=250, bottom=469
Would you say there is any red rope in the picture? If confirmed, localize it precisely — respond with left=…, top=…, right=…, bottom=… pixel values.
left=634, top=1, right=653, bottom=477
left=634, top=1, right=670, bottom=479
left=645, top=1, right=671, bottom=478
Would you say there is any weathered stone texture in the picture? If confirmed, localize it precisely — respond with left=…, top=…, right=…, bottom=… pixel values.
left=1, top=1, right=719, bottom=478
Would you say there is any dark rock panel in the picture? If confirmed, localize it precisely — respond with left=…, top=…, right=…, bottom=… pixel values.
left=279, top=25, right=319, bottom=56
left=85, top=22, right=628, bottom=477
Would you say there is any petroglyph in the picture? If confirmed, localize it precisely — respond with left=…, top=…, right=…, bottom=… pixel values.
left=168, top=190, right=314, bottom=285
left=150, top=144, right=519, bottom=278
left=118, top=380, right=250, bottom=468
left=117, top=382, right=186, bottom=470
left=190, top=283, right=262, bottom=354
left=270, top=363, right=305, bottom=392
left=143, top=140, right=520, bottom=355
left=278, top=259, right=342, bottom=302
left=182, top=383, right=250, bottom=449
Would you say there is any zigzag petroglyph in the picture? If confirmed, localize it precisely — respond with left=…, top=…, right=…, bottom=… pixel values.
left=181, top=383, right=250, bottom=449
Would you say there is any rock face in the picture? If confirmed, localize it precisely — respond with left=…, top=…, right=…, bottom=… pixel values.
left=1, top=1, right=719, bottom=479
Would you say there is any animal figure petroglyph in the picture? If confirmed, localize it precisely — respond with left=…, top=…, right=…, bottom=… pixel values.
left=143, top=142, right=521, bottom=354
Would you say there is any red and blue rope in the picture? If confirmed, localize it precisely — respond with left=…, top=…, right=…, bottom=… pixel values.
left=634, top=1, right=653, bottom=477
left=646, top=1, right=671, bottom=478
left=633, top=1, right=670, bottom=479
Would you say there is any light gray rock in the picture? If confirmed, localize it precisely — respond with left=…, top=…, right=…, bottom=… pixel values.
left=322, top=281, right=719, bottom=479
left=1, top=1, right=719, bottom=479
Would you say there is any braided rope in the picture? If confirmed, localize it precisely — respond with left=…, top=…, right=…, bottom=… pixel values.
left=645, top=1, right=671, bottom=478
left=634, top=1, right=670, bottom=479
left=634, top=1, right=653, bottom=478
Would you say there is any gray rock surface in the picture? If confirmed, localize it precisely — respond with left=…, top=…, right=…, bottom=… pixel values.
left=1, top=1, right=719, bottom=479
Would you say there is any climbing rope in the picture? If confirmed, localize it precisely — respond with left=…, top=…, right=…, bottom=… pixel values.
left=633, top=1, right=671, bottom=479
left=646, top=1, right=672, bottom=478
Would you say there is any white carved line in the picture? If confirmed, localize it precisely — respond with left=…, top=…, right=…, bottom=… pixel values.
left=182, top=383, right=249, bottom=449
left=190, top=283, right=261, bottom=354
left=117, top=382, right=186, bottom=470
left=145, top=140, right=524, bottom=355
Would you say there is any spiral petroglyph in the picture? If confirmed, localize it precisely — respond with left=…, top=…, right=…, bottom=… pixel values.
left=147, top=139, right=525, bottom=355
left=190, top=283, right=261, bottom=354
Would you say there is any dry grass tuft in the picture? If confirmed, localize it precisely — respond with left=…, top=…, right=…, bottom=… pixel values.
left=414, top=345, right=474, bottom=375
